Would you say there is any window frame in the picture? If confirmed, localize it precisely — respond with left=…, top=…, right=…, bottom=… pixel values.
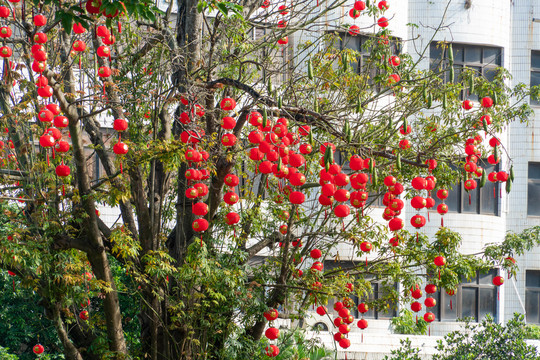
left=530, top=50, right=540, bottom=106
left=525, top=270, right=540, bottom=324
left=430, top=42, right=502, bottom=100
left=431, top=269, right=499, bottom=323
left=527, top=162, right=540, bottom=217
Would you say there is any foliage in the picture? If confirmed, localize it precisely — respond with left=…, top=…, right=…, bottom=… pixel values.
left=434, top=313, right=540, bottom=360
left=383, top=338, right=422, bottom=360
left=271, top=329, right=334, bottom=360
left=390, top=309, right=428, bottom=335
left=0, top=0, right=537, bottom=359
left=525, top=324, right=540, bottom=340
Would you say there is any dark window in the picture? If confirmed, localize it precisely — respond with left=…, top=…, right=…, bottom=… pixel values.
left=526, top=270, right=540, bottom=324
left=324, top=261, right=396, bottom=319
left=528, top=162, right=540, bottom=216
left=531, top=51, right=540, bottom=105
left=338, top=33, right=401, bottom=90
left=431, top=269, right=498, bottom=322
left=435, top=160, right=499, bottom=215
left=430, top=43, right=502, bottom=100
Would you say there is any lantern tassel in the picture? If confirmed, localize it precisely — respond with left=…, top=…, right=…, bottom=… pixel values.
left=500, top=187, right=502, bottom=198
left=361, top=333, right=363, bottom=343
left=296, top=208, right=300, bottom=220
left=62, top=184, right=65, bottom=196
left=12, top=279, right=15, bottom=292
left=118, top=21, right=122, bottom=33
left=427, top=211, right=430, bottom=222
left=365, top=256, right=368, bottom=268
left=120, top=162, right=123, bottom=174
left=47, top=152, right=49, bottom=166
left=233, top=226, right=236, bottom=238
left=498, top=289, right=499, bottom=301
left=416, top=315, right=418, bottom=324
left=356, top=210, right=359, bottom=223
left=342, top=220, right=345, bottom=231
left=429, top=326, right=431, bottom=336
left=469, top=193, right=471, bottom=205
left=450, top=299, right=453, bottom=310
left=438, top=269, right=441, bottom=280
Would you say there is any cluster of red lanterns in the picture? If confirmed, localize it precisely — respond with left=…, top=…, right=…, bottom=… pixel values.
left=113, top=119, right=129, bottom=172
left=347, top=1, right=389, bottom=34
left=263, top=308, right=280, bottom=357
left=0, top=4, right=13, bottom=60
left=409, top=283, right=437, bottom=324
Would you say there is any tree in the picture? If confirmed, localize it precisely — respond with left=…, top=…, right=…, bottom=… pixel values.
left=0, top=0, right=538, bottom=359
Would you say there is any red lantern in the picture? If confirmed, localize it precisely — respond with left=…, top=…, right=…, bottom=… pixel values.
left=425, top=284, right=437, bottom=294
left=264, top=308, right=279, bottom=321
left=0, top=6, right=10, bottom=18
left=377, top=17, right=389, bottom=28
left=437, top=203, right=448, bottom=215
left=113, top=119, right=128, bottom=132
left=277, top=37, right=288, bottom=45
left=37, top=86, right=53, bottom=98
left=55, top=164, right=70, bottom=177
left=39, top=134, right=55, bottom=147
left=265, top=327, right=279, bottom=340
left=221, top=133, right=237, bottom=147
left=73, top=23, right=86, bottom=34
left=220, top=98, right=236, bottom=111
left=97, top=45, right=111, bottom=58
left=113, top=142, right=129, bottom=155
left=411, top=301, right=422, bottom=312
left=493, top=276, right=504, bottom=286
left=34, top=14, right=47, bottom=27
left=86, top=0, right=102, bottom=14
left=55, top=140, right=70, bottom=153
left=33, top=344, right=44, bottom=355
left=354, top=0, right=366, bottom=10
left=464, top=179, right=477, bottom=191
left=279, top=224, right=288, bottom=234
left=388, top=217, right=403, bottom=231
left=34, top=32, right=48, bottom=44
left=193, top=202, right=208, bottom=216
left=0, top=46, right=12, bottom=58
left=225, top=212, right=240, bottom=225
left=223, top=192, right=239, bottom=205
left=310, top=248, right=322, bottom=259
left=358, top=302, right=369, bottom=313
left=192, top=218, right=209, bottom=232
left=424, top=312, right=435, bottom=323
left=411, top=196, right=426, bottom=210
left=497, top=171, right=509, bottom=182
left=79, top=310, right=90, bottom=320
left=98, top=66, right=111, bottom=78
left=339, top=338, right=351, bottom=349
left=316, top=305, right=327, bottom=316
left=334, top=204, right=350, bottom=218
left=481, top=97, right=493, bottom=108
left=224, top=174, right=239, bottom=187
left=410, top=214, right=426, bottom=228
left=424, top=297, right=436, bottom=308
left=411, top=177, right=426, bottom=190
left=434, top=256, right=446, bottom=267
left=265, top=345, right=279, bottom=357
left=360, top=241, right=372, bottom=252
left=389, top=55, right=401, bottom=66
left=349, top=8, right=361, bottom=19
left=357, top=319, right=368, bottom=329
left=437, top=189, right=449, bottom=200
left=348, top=25, right=360, bottom=36
left=334, top=189, right=350, bottom=202
left=462, top=100, right=473, bottom=110
left=0, top=26, right=12, bottom=38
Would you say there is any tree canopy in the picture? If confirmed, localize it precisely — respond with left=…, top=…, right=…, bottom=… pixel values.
left=0, top=0, right=538, bottom=359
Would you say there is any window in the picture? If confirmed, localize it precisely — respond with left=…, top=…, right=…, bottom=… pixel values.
left=531, top=51, right=540, bottom=105
left=430, top=43, right=502, bottom=100
left=434, top=160, right=499, bottom=215
left=324, top=261, right=397, bottom=319
left=526, top=270, right=540, bottom=324
left=431, top=269, right=498, bottom=322
left=528, top=162, right=540, bottom=216
left=338, top=33, right=401, bottom=89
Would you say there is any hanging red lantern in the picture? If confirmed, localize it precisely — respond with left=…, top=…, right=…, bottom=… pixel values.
left=411, top=285, right=422, bottom=299
left=436, top=189, right=448, bottom=200
left=226, top=212, right=240, bottom=225
left=377, top=17, right=389, bottom=28
left=192, top=218, right=209, bottom=232
left=103, top=34, right=116, bottom=45
left=464, top=179, right=477, bottom=191
left=0, top=27, right=12, bottom=38
left=55, top=164, right=70, bottom=177
left=424, top=297, right=436, bottom=308
left=358, top=302, right=369, bottom=313
left=411, top=301, right=422, bottom=312
left=264, top=308, right=279, bottom=321
left=73, top=23, right=86, bottom=34
left=39, top=134, right=55, bottom=147
left=411, top=196, right=426, bottom=210
left=265, top=345, right=279, bottom=357
left=339, top=338, right=351, bottom=349
left=0, top=6, right=10, bottom=18
left=34, top=14, right=47, bottom=27
left=113, top=119, right=128, bottom=132
left=481, top=96, right=493, bottom=108
left=316, top=305, right=327, bottom=316
left=424, top=312, right=435, bottom=323
left=497, top=171, right=509, bottom=182
left=493, top=276, right=504, bottom=286
left=221, top=133, right=237, bottom=147
left=388, top=217, right=404, bottom=231
left=33, top=344, right=44, bottom=355
left=389, top=55, right=401, bottom=66
left=425, top=284, right=437, bottom=294
left=79, top=310, right=90, bottom=320
left=113, top=142, right=129, bottom=155
left=0, top=46, right=12, bottom=58
left=310, top=261, right=323, bottom=273
left=96, top=45, right=111, bottom=58
left=224, top=174, right=239, bottom=187
left=34, top=32, right=48, bottom=44
left=277, top=37, right=288, bottom=45
left=38, top=108, right=54, bottom=122
left=410, top=214, right=426, bottom=228
left=55, top=140, right=70, bottom=153
left=193, top=202, right=208, bottom=216
left=265, top=327, right=279, bottom=340
left=354, top=0, right=366, bottom=10
left=348, top=25, right=360, bottom=36
left=462, top=100, right=473, bottom=110
left=223, top=191, right=239, bottom=205
left=357, top=319, right=368, bottom=329
left=37, top=86, right=53, bottom=98
left=86, top=0, right=102, bottom=14
left=334, top=204, right=350, bottom=218
left=98, top=66, right=111, bottom=78
left=378, top=0, right=389, bottom=10
left=360, top=241, right=372, bottom=252
left=334, top=189, right=350, bottom=202
left=411, top=177, right=426, bottom=190
left=434, top=255, right=446, bottom=267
